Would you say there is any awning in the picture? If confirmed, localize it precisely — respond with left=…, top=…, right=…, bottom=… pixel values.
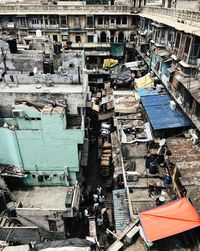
left=139, top=197, right=200, bottom=242
left=110, top=43, right=125, bottom=58
left=167, top=67, right=175, bottom=73
left=103, top=59, right=119, bottom=69
left=157, top=49, right=170, bottom=58
left=135, top=73, right=154, bottom=90
left=140, top=93, right=192, bottom=130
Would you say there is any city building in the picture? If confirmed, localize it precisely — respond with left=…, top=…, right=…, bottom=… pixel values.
left=0, top=0, right=200, bottom=249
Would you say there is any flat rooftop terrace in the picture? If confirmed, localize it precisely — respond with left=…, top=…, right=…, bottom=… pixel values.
left=0, top=83, right=83, bottom=93
left=13, top=186, right=70, bottom=209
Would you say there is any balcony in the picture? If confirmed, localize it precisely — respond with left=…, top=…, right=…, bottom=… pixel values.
left=141, top=7, right=200, bottom=33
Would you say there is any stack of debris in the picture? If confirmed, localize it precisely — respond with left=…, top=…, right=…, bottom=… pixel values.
left=90, top=87, right=114, bottom=121
left=100, top=142, right=112, bottom=177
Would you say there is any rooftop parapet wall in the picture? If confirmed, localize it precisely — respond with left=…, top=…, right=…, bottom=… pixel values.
left=0, top=4, right=138, bottom=15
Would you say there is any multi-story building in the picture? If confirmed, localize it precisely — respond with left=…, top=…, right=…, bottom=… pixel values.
left=136, top=7, right=200, bottom=134
left=0, top=37, right=88, bottom=186
left=0, top=1, right=141, bottom=64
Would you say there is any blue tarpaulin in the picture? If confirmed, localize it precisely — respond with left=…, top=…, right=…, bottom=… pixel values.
left=139, top=92, right=192, bottom=130
left=137, top=88, right=158, bottom=97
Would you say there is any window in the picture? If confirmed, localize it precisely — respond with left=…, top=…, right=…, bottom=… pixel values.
left=122, top=16, right=127, bottom=25
left=161, top=30, right=165, bottom=39
left=104, top=17, right=109, bottom=25
left=110, top=17, right=115, bottom=24
left=76, top=35, right=81, bottom=43
left=131, top=17, right=135, bottom=25
left=32, top=18, right=39, bottom=25
left=184, top=37, right=191, bottom=55
left=44, top=17, right=48, bottom=25
left=190, top=36, right=200, bottom=61
left=168, top=32, right=172, bottom=42
left=62, top=35, right=68, bottom=41
left=50, top=16, right=58, bottom=25
left=87, top=16, right=93, bottom=27
left=130, top=33, right=135, bottom=42
left=116, top=17, right=121, bottom=25
left=60, top=16, right=66, bottom=26
left=48, top=220, right=57, bottom=232
left=195, top=103, right=200, bottom=117
left=20, top=18, right=27, bottom=26
left=87, top=35, right=93, bottom=43
left=53, top=35, right=58, bottom=42
left=98, top=17, right=103, bottom=25
left=75, top=16, right=80, bottom=27
left=175, top=33, right=181, bottom=49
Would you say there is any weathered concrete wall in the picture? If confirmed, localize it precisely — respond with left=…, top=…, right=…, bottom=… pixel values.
left=176, top=0, right=199, bottom=11
left=0, top=92, right=86, bottom=117
left=11, top=53, right=43, bottom=72
left=16, top=208, right=68, bottom=238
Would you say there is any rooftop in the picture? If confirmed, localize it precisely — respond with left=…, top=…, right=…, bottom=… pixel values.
left=13, top=186, right=72, bottom=209
left=0, top=83, right=84, bottom=93
left=166, top=137, right=200, bottom=214
left=113, top=90, right=141, bottom=114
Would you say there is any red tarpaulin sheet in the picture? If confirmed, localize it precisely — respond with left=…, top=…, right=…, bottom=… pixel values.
left=139, top=197, right=200, bottom=242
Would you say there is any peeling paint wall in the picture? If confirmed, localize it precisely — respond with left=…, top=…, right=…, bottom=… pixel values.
left=0, top=128, right=22, bottom=167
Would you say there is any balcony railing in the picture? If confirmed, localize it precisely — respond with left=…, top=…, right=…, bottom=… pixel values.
left=0, top=4, right=138, bottom=15
left=142, top=7, right=200, bottom=29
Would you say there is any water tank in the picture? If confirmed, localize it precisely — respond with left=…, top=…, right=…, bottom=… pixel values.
left=36, top=29, right=42, bottom=38
left=43, top=60, right=54, bottom=74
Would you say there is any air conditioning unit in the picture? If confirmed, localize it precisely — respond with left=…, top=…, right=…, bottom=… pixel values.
left=156, top=84, right=164, bottom=93
left=12, top=109, right=25, bottom=118
left=126, top=171, right=138, bottom=182
left=191, top=133, right=199, bottom=145
left=169, top=100, right=176, bottom=110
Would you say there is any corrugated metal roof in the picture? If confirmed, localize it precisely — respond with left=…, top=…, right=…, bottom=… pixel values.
left=167, top=137, right=200, bottom=214
left=140, top=93, right=192, bottom=130
left=113, top=189, right=131, bottom=231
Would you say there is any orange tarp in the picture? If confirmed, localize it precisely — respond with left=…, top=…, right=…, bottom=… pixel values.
left=139, top=197, right=200, bottom=242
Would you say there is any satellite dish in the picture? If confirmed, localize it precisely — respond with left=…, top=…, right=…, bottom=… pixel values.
left=159, top=139, right=166, bottom=147
left=33, top=67, right=38, bottom=74
left=157, top=139, right=166, bottom=155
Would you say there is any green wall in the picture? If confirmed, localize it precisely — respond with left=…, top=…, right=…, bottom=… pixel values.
left=0, top=105, right=84, bottom=186
left=0, top=128, right=22, bottom=167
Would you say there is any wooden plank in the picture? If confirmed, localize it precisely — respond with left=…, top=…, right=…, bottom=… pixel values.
left=126, top=226, right=139, bottom=238
left=107, top=240, right=124, bottom=251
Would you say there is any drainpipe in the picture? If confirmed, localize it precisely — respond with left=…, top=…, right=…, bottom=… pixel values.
left=13, top=129, right=25, bottom=172
left=78, top=65, right=81, bottom=84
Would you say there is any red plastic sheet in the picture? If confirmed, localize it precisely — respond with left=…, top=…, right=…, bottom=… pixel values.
left=139, top=197, right=200, bottom=242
